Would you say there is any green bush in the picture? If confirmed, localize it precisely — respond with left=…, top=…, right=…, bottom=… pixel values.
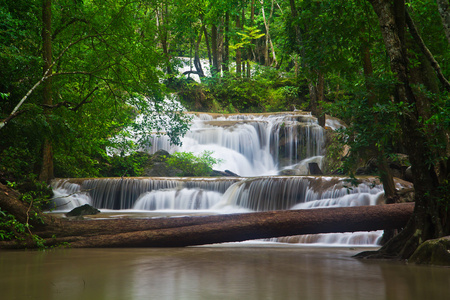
left=165, top=151, right=222, bottom=177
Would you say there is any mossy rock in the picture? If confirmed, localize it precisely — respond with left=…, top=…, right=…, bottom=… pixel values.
left=66, top=204, right=100, bottom=217
left=408, top=236, right=450, bottom=266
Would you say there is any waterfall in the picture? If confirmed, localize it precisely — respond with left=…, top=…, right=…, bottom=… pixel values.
left=141, top=112, right=325, bottom=176
left=50, top=111, right=410, bottom=246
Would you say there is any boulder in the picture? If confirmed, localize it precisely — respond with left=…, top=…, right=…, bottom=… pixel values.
left=66, top=204, right=100, bottom=217
left=408, top=236, right=450, bottom=266
left=142, top=150, right=183, bottom=177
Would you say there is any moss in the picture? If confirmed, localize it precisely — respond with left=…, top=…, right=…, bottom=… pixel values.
left=408, top=237, right=450, bottom=266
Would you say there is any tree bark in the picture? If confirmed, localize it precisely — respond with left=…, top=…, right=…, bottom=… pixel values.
left=0, top=182, right=414, bottom=249
left=194, top=29, right=204, bottom=78
left=223, top=12, right=230, bottom=72
left=39, top=0, right=54, bottom=183
left=235, top=15, right=242, bottom=77
left=367, top=0, right=448, bottom=259
left=201, top=16, right=212, bottom=66
left=308, top=72, right=325, bottom=127
left=211, top=24, right=220, bottom=76
left=436, top=0, right=450, bottom=45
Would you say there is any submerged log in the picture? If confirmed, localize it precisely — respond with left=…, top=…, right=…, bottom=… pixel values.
left=0, top=183, right=414, bottom=249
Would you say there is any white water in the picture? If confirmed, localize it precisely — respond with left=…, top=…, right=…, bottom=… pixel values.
left=142, top=112, right=325, bottom=176
left=50, top=111, right=404, bottom=246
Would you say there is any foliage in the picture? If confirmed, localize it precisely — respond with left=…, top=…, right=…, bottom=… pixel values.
left=101, top=152, right=150, bottom=178
left=165, top=151, right=223, bottom=177
left=0, top=0, right=192, bottom=180
left=0, top=179, right=52, bottom=249
left=177, top=66, right=307, bottom=113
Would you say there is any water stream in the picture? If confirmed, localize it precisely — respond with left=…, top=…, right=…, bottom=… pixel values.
left=2, top=247, right=449, bottom=300
left=50, top=112, right=411, bottom=246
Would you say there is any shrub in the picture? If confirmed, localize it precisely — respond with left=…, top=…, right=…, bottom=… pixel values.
left=165, top=151, right=223, bottom=176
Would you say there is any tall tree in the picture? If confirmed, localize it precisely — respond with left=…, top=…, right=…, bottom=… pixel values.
left=365, top=0, right=450, bottom=259
left=39, top=0, right=54, bottom=182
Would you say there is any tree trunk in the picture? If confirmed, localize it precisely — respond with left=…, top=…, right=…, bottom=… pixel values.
left=235, top=15, right=242, bottom=77
left=39, top=0, right=54, bottom=183
left=211, top=24, right=220, bottom=76
left=201, top=17, right=212, bottom=66
left=0, top=183, right=414, bottom=249
left=367, top=0, right=449, bottom=259
left=223, top=12, right=230, bottom=72
left=308, top=72, right=325, bottom=127
left=436, top=0, right=450, bottom=45
left=194, top=29, right=204, bottom=78
left=361, top=39, right=396, bottom=202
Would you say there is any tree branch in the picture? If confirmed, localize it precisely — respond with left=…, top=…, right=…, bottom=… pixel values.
left=0, top=35, right=100, bottom=131
left=40, top=87, right=98, bottom=111
left=406, top=9, right=450, bottom=92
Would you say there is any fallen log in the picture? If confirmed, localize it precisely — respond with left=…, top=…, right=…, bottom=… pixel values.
left=1, top=203, right=414, bottom=249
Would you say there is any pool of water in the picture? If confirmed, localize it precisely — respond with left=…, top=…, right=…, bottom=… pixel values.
left=1, top=245, right=450, bottom=300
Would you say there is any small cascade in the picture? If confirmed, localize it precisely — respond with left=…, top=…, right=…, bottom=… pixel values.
left=212, top=177, right=384, bottom=212
left=133, top=189, right=223, bottom=211
left=51, top=177, right=241, bottom=211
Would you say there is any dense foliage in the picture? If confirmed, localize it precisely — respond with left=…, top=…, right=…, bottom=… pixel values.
left=166, top=151, right=223, bottom=176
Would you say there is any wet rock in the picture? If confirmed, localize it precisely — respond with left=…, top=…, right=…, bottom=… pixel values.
left=66, top=204, right=100, bottom=217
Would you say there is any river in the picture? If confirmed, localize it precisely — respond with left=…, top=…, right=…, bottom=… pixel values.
left=1, top=245, right=449, bottom=300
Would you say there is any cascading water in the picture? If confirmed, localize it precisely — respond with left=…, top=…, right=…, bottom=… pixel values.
left=51, top=111, right=410, bottom=246
left=142, top=112, right=325, bottom=176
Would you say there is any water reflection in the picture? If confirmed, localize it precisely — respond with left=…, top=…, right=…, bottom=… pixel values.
left=1, top=246, right=449, bottom=300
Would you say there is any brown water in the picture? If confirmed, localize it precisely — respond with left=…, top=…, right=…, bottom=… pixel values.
left=1, top=245, right=449, bottom=300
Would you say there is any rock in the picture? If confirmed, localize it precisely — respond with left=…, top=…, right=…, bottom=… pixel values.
left=408, top=236, right=450, bottom=266
left=308, top=162, right=323, bottom=175
left=405, top=166, right=413, bottom=182
left=210, top=170, right=238, bottom=177
left=224, top=170, right=239, bottom=177
left=355, top=155, right=411, bottom=182
left=66, top=204, right=100, bottom=217
left=141, top=150, right=183, bottom=177
left=278, top=169, right=301, bottom=176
